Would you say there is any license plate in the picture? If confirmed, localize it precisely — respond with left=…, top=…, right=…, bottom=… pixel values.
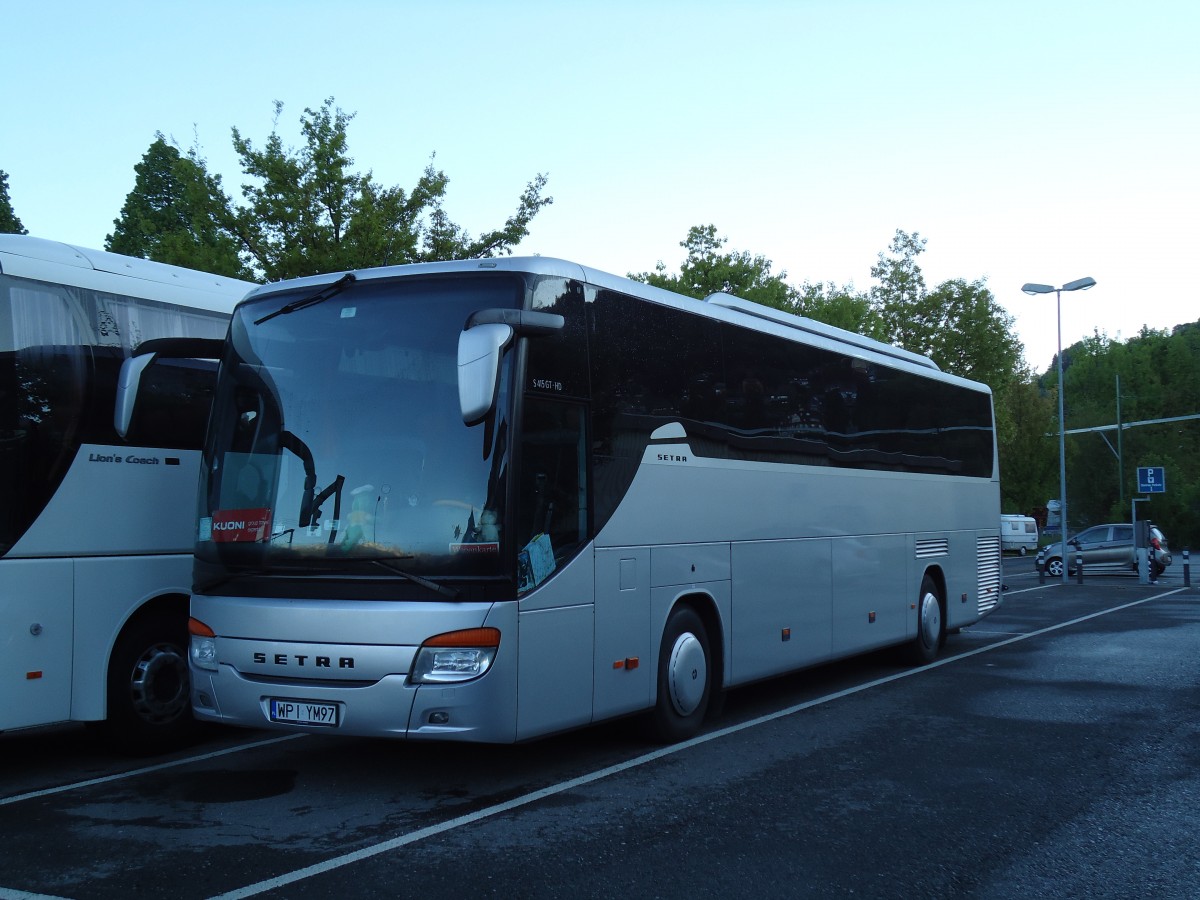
left=269, top=698, right=339, bottom=726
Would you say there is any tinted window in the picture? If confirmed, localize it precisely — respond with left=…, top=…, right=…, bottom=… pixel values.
left=1, top=273, right=226, bottom=554
left=525, top=277, right=588, bottom=400
left=587, top=288, right=994, bottom=501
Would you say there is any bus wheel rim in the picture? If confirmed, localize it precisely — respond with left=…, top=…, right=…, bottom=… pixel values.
left=919, top=591, right=941, bottom=649
left=130, top=644, right=190, bottom=723
left=668, top=632, right=707, bottom=716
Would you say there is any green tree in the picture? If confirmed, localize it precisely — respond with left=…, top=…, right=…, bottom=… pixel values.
left=867, top=229, right=1023, bottom=387
left=0, top=170, right=28, bottom=235
left=869, top=229, right=930, bottom=350
left=630, top=224, right=798, bottom=310
left=796, top=281, right=879, bottom=337
left=994, top=372, right=1057, bottom=514
left=922, top=278, right=1023, bottom=388
left=226, top=99, right=553, bottom=281
left=1057, top=322, right=1200, bottom=547
left=107, top=135, right=249, bottom=278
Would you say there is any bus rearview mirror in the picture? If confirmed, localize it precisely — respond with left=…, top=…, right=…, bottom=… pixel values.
left=114, top=353, right=159, bottom=439
left=458, top=323, right=514, bottom=425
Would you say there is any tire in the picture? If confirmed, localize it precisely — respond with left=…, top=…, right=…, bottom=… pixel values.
left=94, top=611, right=200, bottom=755
left=1044, top=556, right=1065, bottom=578
left=649, top=606, right=712, bottom=743
left=1018, top=546, right=1027, bottom=557
left=904, top=575, right=944, bottom=665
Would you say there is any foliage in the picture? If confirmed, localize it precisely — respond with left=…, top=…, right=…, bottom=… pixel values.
left=869, top=229, right=930, bottom=349
left=869, top=231, right=1023, bottom=387
left=994, top=372, right=1057, bottom=514
left=225, top=99, right=552, bottom=281
left=630, top=225, right=799, bottom=311
left=795, top=282, right=878, bottom=336
left=1054, top=322, right=1200, bottom=548
left=0, top=170, right=28, bottom=235
left=106, top=136, right=250, bottom=278
left=108, top=98, right=552, bottom=283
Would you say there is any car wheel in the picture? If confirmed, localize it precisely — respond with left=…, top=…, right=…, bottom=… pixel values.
left=904, top=575, right=944, bottom=665
left=649, top=606, right=711, bottom=743
left=1045, top=556, right=1064, bottom=578
left=1018, top=546, right=1027, bottom=556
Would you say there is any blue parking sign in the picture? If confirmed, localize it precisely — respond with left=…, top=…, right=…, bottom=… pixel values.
left=1137, top=466, right=1166, bottom=493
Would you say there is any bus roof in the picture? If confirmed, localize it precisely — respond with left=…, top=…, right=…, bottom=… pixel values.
left=238, top=255, right=990, bottom=392
left=0, top=235, right=255, bottom=314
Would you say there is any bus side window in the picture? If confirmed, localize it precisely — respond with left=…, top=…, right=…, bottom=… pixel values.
left=518, top=397, right=588, bottom=572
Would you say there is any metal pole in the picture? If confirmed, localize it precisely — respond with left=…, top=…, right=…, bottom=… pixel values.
left=1116, top=373, right=1123, bottom=506
left=1056, top=288, right=1068, bottom=583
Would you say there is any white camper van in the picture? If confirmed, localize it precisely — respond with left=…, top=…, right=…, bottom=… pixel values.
left=1000, top=514, right=1039, bottom=555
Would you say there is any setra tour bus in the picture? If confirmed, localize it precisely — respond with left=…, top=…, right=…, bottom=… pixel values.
left=1, top=235, right=253, bottom=750
left=177, top=257, right=1002, bottom=743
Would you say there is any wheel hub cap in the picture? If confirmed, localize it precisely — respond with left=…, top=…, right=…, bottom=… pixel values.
left=668, top=632, right=707, bottom=716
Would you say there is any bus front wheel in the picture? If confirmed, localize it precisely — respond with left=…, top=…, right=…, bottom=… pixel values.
left=650, top=606, right=711, bottom=743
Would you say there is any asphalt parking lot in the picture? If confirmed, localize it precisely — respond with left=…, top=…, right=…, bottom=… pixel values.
left=2, top=567, right=1198, bottom=900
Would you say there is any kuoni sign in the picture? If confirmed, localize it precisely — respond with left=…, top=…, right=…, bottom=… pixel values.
left=211, top=508, right=273, bottom=542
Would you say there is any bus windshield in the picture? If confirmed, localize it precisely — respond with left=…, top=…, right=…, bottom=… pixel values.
left=197, top=275, right=521, bottom=587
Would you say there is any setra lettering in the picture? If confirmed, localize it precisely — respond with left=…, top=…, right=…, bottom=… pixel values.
left=656, top=453, right=689, bottom=462
left=251, top=652, right=354, bottom=669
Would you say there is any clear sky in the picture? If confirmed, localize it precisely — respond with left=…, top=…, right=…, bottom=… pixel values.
left=4, top=0, right=1197, bottom=373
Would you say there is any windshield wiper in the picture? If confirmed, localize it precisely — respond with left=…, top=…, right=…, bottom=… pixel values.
left=366, top=558, right=461, bottom=600
left=254, top=273, right=357, bottom=325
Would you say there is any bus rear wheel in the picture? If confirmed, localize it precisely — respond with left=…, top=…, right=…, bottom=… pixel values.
left=649, top=606, right=711, bottom=743
left=94, top=610, right=200, bottom=755
left=904, top=575, right=944, bottom=665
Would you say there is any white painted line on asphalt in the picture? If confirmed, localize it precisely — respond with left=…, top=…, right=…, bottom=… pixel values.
left=207, top=586, right=1190, bottom=900
left=1001, top=583, right=1059, bottom=595
left=0, top=734, right=306, bottom=808
left=0, top=888, right=71, bottom=900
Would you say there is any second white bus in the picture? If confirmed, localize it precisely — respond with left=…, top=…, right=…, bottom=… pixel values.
left=1, top=235, right=253, bottom=751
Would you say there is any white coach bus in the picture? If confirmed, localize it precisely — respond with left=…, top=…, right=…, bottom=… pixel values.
left=182, top=257, right=1002, bottom=743
left=0, top=235, right=252, bottom=750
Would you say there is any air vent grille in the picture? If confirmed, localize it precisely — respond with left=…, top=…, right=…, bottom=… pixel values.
left=977, top=536, right=1002, bottom=614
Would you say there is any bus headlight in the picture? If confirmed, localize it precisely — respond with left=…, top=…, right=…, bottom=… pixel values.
left=189, top=617, right=218, bottom=672
left=410, top=627, right=500, bottom=684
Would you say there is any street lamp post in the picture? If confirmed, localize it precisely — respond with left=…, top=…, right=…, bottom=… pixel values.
left=1022, top=277, right=1097, bottom=582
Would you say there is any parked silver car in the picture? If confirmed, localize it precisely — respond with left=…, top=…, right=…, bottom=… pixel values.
left=1042, top=523, right=1171, bottom=577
